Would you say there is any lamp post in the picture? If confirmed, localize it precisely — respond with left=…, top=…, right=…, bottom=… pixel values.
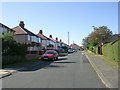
left=68, top=32, right=69, bottom=45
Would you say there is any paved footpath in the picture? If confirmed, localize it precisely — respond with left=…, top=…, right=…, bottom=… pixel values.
left=84, top=51, right=118, bottom=88
left=0, top=68, right=26, bottom=79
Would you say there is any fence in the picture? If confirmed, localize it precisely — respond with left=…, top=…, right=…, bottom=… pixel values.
left=2, top=56, right=26, bottom=66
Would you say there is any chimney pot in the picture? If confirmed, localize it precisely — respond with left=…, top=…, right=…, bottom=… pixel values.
left=49, top=35, right=52, bottom=38
left=39, top=30, right=43, bottom=34
left=56, top=37, right=58, bottom=41
left=19, top=21, right=25, bottom=29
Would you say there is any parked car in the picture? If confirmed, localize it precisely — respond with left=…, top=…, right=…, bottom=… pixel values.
left=68, top=48, right=74, bottom=54
left=40, top=50, right=58, bottom=60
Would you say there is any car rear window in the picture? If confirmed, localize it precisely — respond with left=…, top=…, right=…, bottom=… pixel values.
left=45, top=52, right=54, bottom=54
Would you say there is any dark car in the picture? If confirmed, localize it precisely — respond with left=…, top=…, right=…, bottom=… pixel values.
left=41, top=50, right=58, bottom=60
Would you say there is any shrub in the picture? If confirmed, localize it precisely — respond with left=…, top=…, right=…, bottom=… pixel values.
left=2, top=31, right=28, bottom=65
left=102, top=39, right=120, bottom=62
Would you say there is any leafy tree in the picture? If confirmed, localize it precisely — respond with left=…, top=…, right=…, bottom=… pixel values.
left=88, top=26, right=113, bottom=46
left=2, top=31, right=27, bottom=56
left=82, top=37, right=89, bottom=49
left=82, top=26, right=113, bottom=53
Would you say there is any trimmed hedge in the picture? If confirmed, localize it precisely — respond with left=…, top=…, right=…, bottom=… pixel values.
left=2, top=56, right=27, bottom=66
left=102, top=39, right=120, bottom=62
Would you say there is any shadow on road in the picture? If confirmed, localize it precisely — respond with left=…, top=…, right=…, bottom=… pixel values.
left=18, top=57, right=68, bottom=72
left=53, top=61, right=76, bottom=64
left=43, top=64, right=65, bottom=69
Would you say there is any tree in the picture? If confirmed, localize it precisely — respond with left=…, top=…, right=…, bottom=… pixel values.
left=82, top=37, right=89, bottom=49
left=2, top=31, right=27, bottom=56
left=88, top=26, right=113, bottom=46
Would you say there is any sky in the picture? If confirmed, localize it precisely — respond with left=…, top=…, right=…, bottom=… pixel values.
left=1, top=2, right=118, bottom=46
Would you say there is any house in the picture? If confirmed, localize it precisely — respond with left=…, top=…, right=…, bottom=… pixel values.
left=0, top=23, right=15, bottom=35
left=37, top=30, right=59, bottom=50
left=48, top=35, right=56, bottom=50
left=12, top=21, right=42, bottom=59
left=55, top=37, right=61, bottom=50
left=69, top=43, right=81, bottom=51
left=37, top=30, right=48, bottom=50
left=59, top=39, right=68, bottom=55
left=97, top=34, right=120, bottom=55
left=102, top=34, right=120, bottom=44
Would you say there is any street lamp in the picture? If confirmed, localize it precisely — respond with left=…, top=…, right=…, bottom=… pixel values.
left=68, top=32, right=69, bottom=45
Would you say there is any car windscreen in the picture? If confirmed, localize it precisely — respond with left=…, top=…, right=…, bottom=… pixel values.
left=45, top=52, right=54, bottom=54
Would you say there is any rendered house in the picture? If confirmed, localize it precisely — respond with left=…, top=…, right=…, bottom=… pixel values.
left=101, top=34, right=120, bottom=44
left=48, top=35, right=56, bottom=50
left=0, top=23, right=15, bottom=35
left=69, top=43, right=81, bottom=51
left=97, top=34, right=120, bottom=55
left=37, top=30, right=51, bottom=50
left=12, top=21, right=42, bottom=55
left=55, top=37, right=61, bottom=50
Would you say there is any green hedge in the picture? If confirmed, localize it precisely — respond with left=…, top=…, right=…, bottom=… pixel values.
left=102, top=39, right=120, bottom=62
left=2, top=56, right=27, bottom=66
left=89, top=46, right=97, bottom=54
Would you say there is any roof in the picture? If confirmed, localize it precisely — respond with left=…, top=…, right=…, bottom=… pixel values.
left=113, top=34, right=120, bottom=37
left=0, top=23, right=15, bottom=32
left=49, top=38, right=56, bottom=42
left=13, top=26, right=39, bottom=37
left=56, top=40, right=62, bottom=43
left=12, top=26, right=27, bottom=34
left=24, top=28, right=38, bottom=37
left=70, top=44, right=80, bottom=48
left=37, top=33, right=49, bottom=40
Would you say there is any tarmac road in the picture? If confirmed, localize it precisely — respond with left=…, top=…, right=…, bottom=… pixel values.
left=2, top=51, right=106, bottom=88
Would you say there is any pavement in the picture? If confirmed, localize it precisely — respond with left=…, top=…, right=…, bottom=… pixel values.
left=0, top=67, right=26, bottom=79
left=0, top=51, right=119, bottom=88
left=84, top=51, right=118, bottom=88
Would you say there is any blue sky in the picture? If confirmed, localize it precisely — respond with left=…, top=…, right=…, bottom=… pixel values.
left=1, top=2, right=118, bottom=46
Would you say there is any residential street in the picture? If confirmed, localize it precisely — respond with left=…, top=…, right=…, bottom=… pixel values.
left=2, top=51, right=106, bottom=88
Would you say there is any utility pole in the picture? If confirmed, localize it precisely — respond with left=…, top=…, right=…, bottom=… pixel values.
left=68, top=32, right=69, bottom=45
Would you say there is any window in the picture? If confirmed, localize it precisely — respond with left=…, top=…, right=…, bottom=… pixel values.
left=39, top=38, right=41, bottom=43
left=31, top=36, right=40, bottom=43
left=28, top=35, right=31, bottom=41
left=31, top=36, right=36, bottom=42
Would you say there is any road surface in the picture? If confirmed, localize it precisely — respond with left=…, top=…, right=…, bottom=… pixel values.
left=2, top=51, right=106, bottom=88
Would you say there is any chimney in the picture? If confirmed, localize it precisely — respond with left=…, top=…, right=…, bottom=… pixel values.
left=56, top=37, right=58, bottom=41
left=19, top=21, right=25, bottom=29
left=39, top=30, right=43, bottom=34
left=60, top=39, right=62, bottom=42
left=49, top=35, right=52, bottom=38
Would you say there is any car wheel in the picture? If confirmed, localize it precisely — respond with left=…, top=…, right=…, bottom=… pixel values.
left=56, top=57, right=58, bottom=60
left=41, top=58, right=44, bottom=61
left=53, top=58, right=55, bottom=61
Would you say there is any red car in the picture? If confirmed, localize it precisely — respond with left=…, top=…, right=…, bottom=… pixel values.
left=41, top=50, right=58, bottom=60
